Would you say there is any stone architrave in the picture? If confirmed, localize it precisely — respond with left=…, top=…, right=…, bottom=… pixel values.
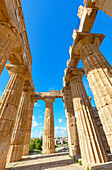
left=65, top=68, right=108, bottom=165
left=6, top=81, right=32, bottom=163
left=63, top=86, right=80, bottom=157
left=77, top=5, right=98, bottom=33
left=22, top=95, right=37, bottom=156
left=73, top=31, right=112, bottom=152
left=0, top=64, right=29, bottom=169
left=84, top=0, right=112, bottom=17
left=43, top=98, right=55, bottom=154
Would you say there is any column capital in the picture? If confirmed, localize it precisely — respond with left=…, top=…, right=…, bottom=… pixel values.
left=23, top=81, right=34, bottom=93
left=64, top=68, right=85, bottom=84
left=30, top=95, right=37, bottom=103
left=44, top=98, right=55, bottom=103
left=72, top=30, right=105, bottom=55
left=62, top=86, right=71, bottom=93
left=6, top=64, right=30, bottom=80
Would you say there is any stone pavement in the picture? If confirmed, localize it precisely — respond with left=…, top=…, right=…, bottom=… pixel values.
left=6, top=152, right=83, bottom=170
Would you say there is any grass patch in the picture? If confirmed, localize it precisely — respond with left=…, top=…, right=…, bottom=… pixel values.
left=78, top=160, right=82, bottom=165
left=69, top=155, right=73, bottom=158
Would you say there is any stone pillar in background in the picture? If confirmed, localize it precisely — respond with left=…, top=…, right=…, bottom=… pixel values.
left=22, top=95, right=37, bottom=156
left=43, top=98, right=55, bottom=154
left=68, top=68, right=108, bottom=165
left=0, top=64, right=28, bottom=169
left=75, top=32, right=112, bottom=152
left=63, top=86, right=80, bottom=157
left=7, top=81, right=31, bottom=163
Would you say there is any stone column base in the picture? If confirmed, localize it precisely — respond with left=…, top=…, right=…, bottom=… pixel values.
left=22, top=144, right=29, bottom=156
left=7, top=145, right=23, bottom=163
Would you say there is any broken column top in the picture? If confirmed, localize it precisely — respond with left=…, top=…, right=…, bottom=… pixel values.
left=34, top=90, right=63, bottom=100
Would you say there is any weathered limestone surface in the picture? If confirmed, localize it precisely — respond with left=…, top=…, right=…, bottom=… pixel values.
left=92, top=107, right=110, bottom=152
left=73, top=32, right=112, bottom=152
left=35, top=90, right=63, bottom=99
left=78, top=5, right=98, bottom=33
left=0, top=64, right=28, bottom=169
left=7, top=82, right=31, bottom=163
left=0, top=34, right=12, bottom=75
left=43, top=98, right=55, bottom=154
left=65, top=68, right=108, bottom=165
left=84, top=0, right=112, bottom=17
left=63, top=86, right=80, bottom=157
left=22, top=95, right=37, bottom=156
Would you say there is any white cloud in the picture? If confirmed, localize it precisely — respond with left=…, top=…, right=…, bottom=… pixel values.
left=32, top=121, right=39, bottom=127
left=55, top=126, right=66, bottom=130
left=55, top=126, right=67, bottom=137
left=34, top=103, right=41, bottom=107
left=32, top=115, right=35, bottom=120
left=38, top=116, right=43, bottom=118
left=58, top=119, right=62, bottom=123
left=40, top=131, right=43, bottom=135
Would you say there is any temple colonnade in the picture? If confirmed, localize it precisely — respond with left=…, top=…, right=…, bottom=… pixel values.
left=0, top=0, right=112, bottom=169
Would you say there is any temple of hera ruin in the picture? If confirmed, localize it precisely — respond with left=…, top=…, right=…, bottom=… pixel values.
left=0, top=0, right=112, bottom=169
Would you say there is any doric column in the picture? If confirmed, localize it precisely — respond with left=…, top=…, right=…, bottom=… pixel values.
left=0, top=64, right=28, bottom=169
left=22, top=95, right=37, bottom=156
left=63, top=86, right=80, bottom=157
left=66, top=68, right=108, bottom=165
left=43, top=98, right=55, bottom=154
left=74, top=32, right=112, bottom=152
left=6, top=81, right=32, bottom=163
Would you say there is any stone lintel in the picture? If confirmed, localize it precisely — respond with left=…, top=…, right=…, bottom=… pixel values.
left=35, top=90, right=63, bottom=100
left=72, top=30, right=105, bottom=55
left=64, top=68, right=85, bottom=86
left=78, top=5, right=98, bottom=33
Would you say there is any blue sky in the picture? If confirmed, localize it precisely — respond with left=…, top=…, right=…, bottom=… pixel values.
left=0, top=0, right=112, bottom=138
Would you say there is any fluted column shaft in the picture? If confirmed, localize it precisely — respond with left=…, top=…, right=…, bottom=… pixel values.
left=22, top=96, right=36, bottom=156
left=70, top=68, right=108, bottom=165
left=43, top=98, right=55, bottom=154
left=92, top=107, right=110, bottom=152
left=7, top=84, right=31, bottom=163
left=63, top=86, right=80, bottom=157
left=80, top=41, right=112, bottom=152
left=0, top=68, right=25, bottom=169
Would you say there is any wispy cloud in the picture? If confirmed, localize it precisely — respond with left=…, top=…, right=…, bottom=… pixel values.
left=48, top=87, right=59, bottom=91
left=38, top=116, right=44, bottom=118
left=58, top=119, right=62, bottom=123
left=54, top=126, right=67, bottom=137
left=34, top=103, right=41, bottom=107
left=32, top=120, right=39, bottom=127
left=55, top=126, right=66, bottom=130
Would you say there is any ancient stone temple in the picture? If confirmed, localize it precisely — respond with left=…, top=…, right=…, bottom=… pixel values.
left=0, top=0, right=112, bottom=170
